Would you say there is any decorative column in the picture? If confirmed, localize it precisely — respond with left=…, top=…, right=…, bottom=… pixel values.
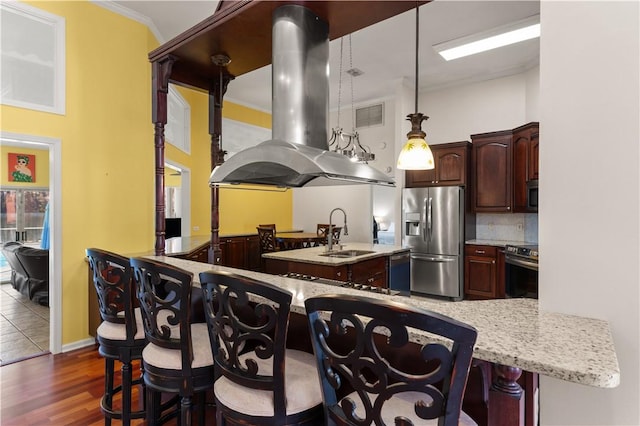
left=151, top=55, right=175, bottom=256
left=488, top=364, right=524, bottom=426
left=208, top=55, right=234, bottom=264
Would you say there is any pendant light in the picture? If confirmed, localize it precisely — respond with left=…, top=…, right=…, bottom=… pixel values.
left=397, top=3, right=434, bottom=170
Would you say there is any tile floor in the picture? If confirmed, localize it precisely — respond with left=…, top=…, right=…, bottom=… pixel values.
left=0, top=282, right=50, bottom=365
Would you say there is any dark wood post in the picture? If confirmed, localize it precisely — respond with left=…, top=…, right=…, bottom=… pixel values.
left=151, top=55, right=175, bottom=256
left=208, top=65, right=234, bottom=264
left=488, top=364, right=524, bottom=426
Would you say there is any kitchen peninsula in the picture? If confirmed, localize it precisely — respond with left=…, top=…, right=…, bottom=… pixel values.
left=262, top=243, right=410, bottom=291
left=146, top=255, right=620, bottom=426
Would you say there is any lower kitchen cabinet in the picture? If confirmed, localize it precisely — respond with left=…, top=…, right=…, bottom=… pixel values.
left=265, top=256, right=388, bottom=288
left=264, top=258, right=348, bottom=281
left=464, top=244, right=505, bottom=299
left=219, top=235, right=261, bottom=271
left=350, top=256, right=387, bottom=288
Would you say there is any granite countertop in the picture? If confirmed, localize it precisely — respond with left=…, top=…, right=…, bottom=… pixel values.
left=466, top=239, right=537, bottom=247
left=262, top=242, right=410, bottom=266
left=163, top=230, right=305, bottom=256
left=147, top=255, right=620, bottom=389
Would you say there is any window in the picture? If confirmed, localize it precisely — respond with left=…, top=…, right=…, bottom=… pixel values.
left=165, top=85, right=191, bottom=154
left=0, top=2, right=65, bottom=114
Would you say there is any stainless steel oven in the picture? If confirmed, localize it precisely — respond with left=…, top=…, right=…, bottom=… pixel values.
left=505, top=244, right=538, bottom=298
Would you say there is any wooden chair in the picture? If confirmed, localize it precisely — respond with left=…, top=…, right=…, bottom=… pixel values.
left=316, top=224, right=342, bottom=245
left=257, top=226, right=280, bottom=253
left=304, top=294, right=478, bottom=426
left=199, top=270, right=324, bottom=426
left=86, top=248, right=146, bottom=426
left=130, top=257, right=214, bottom=425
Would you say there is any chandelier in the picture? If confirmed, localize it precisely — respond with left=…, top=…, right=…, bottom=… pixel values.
left=328, top=35, right=375, bottom=164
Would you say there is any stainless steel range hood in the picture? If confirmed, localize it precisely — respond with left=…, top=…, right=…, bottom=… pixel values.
left=209, top=5, right=395, bottom=188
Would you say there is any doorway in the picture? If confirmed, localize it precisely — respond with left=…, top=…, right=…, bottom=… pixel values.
left=0, top=131, right=61, bottom=364
left=164, top=161, right=191, bottom=238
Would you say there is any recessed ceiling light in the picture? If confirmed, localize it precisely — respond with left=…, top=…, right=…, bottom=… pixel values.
left=433, top=15, right=540, bottom=61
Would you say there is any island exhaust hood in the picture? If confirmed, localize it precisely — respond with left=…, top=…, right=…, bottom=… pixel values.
left=209, top=5, right=395, bottom=188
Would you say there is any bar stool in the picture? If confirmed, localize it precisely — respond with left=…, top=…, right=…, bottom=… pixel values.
left=199, top=270, right=324, bottom=425
left=304, top=294, right=478, bottom=426
left=86, top=248, right=146, bottom=426
left=130, top=257, right=214, bottom=425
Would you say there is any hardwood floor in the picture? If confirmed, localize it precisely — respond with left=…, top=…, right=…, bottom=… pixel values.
left=0, top=345, right=216, bottom=425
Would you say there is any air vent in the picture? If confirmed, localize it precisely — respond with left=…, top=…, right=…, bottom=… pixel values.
left=356, top=103, right=384, bottom=128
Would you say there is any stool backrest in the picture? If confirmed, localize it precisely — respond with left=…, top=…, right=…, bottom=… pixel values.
left=199, top=270, right=292, bottom=422
left=130, top=257, right=195, bottom=372
left=316, top=224, right=342, bottom=245
left=86, top=248, right=137, bottom=343
left=256, top=226, right=278, bottom=252
left=304, top=294, right=478, bottom=426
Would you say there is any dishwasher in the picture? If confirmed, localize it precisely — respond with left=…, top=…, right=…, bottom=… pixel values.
left=388, top=251, right=411, bottom=296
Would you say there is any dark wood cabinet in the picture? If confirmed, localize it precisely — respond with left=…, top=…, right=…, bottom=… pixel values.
left=350, top=256, right=387, bottom=288
left=264, top=258, right=348, bottom=281
left=405, top=141, right=471, bottom=187
left=471, top=130, right=513, bottom=212
left=265, top=256, right=389, bottom=288
left=512, top=122, right=539, bottom=213
left=465, top=244, right=501, bottom=299
left=219, top=235, right=261, bottom=271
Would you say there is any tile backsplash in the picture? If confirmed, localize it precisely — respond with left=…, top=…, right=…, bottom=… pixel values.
left=476, top=213, right=538, bottom=243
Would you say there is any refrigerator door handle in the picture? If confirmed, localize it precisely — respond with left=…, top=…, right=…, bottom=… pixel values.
left=411, top=254, right=456, bottom=262
left=423, top=197, right=428, bottom=242
left=427, top=197, right=433, bottom=243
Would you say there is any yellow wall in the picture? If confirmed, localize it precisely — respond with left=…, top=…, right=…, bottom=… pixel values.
left=0, top=1, right=292, bottom=346
left=1, top=146, right=49, bottom=188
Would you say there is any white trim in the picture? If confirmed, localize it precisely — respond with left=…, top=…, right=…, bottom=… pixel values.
left=164, top=160, right=191, bottom=238
left=224, top=96, right=273, bottom=114
left=90, top=0, right=164, bottom=43
left=1, top=131, right=62, bottom=355
left=62, top=338, right=95, bottom=353
left=166, top=85, right=191, bottom=155
left=0, top=2, right=66, bottom=115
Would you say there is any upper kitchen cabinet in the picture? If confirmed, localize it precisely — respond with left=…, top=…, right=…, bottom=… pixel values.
left=513, top=122, right=540, bottom=212
left=471, top=130, right=513, bottom=212
left=405, top=141, right=471, bottom=187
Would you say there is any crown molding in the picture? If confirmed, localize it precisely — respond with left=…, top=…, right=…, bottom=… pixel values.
left=90, top=0, right=165, bottom=43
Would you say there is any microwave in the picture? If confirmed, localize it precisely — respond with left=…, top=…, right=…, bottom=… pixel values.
left=526, top=179, right=539, bottom=212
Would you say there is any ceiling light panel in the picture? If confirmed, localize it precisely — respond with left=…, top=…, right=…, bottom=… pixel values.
left=433, top=15, right=540, bottom=61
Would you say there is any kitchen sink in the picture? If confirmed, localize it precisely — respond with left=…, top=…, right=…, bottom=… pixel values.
left=318, top=250, right=376, bottom=258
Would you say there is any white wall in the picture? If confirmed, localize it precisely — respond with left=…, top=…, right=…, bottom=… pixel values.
left=539, top=1, right=639, bottom=425
left=292, top=186, right=373, bottom=244
left=423, top=72, right=530, bottom=143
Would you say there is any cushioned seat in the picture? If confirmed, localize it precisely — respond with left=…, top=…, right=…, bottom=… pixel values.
left=199, top=270, right=324, bottom=426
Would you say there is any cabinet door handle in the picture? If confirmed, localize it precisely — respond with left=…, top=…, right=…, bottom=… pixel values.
left=336, top=271, right=342, bottom=277
left=475, top=250, right=485, bottom=254
left=492, top=260, right=496, bottom=264
left=367, top=277, right=374, bottom=283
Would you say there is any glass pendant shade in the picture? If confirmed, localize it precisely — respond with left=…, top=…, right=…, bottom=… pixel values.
left=397, top=112, right=434, bottom=170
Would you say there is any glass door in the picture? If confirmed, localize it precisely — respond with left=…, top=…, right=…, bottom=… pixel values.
left=1, top=188, right=49, bottom=245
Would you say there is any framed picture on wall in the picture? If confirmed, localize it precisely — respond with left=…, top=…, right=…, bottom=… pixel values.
left=8, top=152, right=36, bottom=183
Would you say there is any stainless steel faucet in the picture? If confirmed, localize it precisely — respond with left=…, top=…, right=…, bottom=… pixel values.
left=328, top=208, right=348, bottom=252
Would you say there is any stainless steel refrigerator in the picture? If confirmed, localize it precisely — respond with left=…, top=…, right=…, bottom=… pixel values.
left=402, top=187, right=475, bottom=300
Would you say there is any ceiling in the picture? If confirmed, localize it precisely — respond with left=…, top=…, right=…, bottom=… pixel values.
left=111, top=0, right=540, bottom=112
